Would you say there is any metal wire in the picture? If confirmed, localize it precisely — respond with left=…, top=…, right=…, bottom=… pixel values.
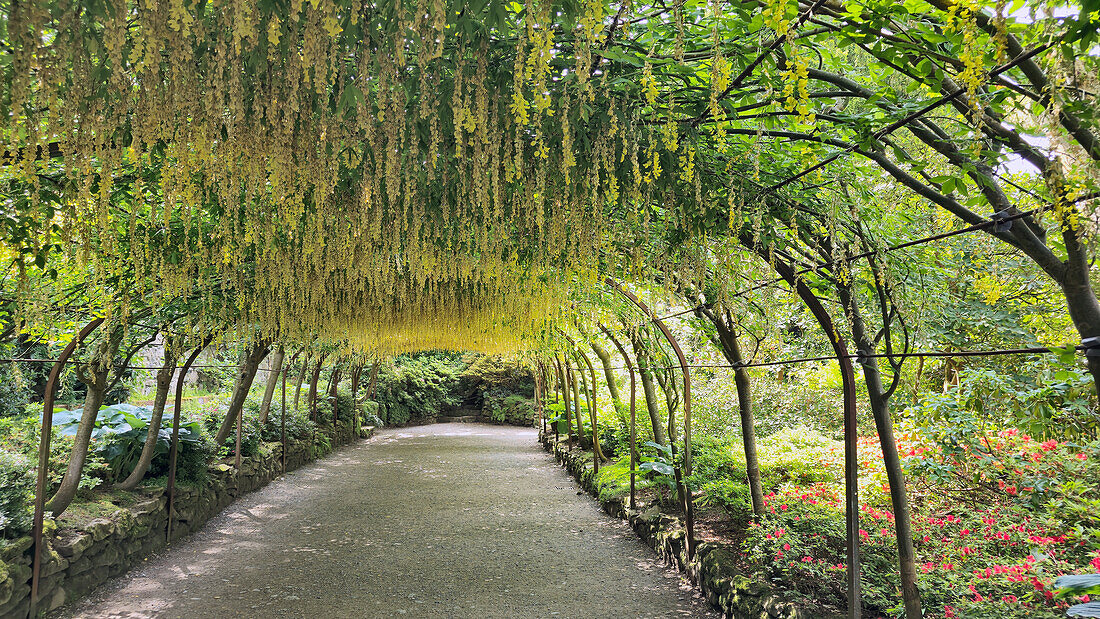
left=595, top=344, right=1083, bottom=372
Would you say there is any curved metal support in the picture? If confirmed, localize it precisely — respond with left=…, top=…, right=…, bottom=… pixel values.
left=605, top=277, right=696, bottom=560
left=167, top=341, right=210, bottom=543
left=769, top=258, right=861, bottom=619
left=599, top=322, right=637, bottom=510
left=30, top=318, right=104, bottom=617
left=282, top=357, right=288, bottom=473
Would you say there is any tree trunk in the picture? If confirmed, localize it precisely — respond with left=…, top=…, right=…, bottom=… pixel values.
left=214, top=341, right=271, bottom=446
left=654, top=369, right=680, bottom=443
left=366, top=361, right=381, bottom=399
left=118, top=341, right=179, bottom=490
left=258, top=346, right=285, bottom=426
left=1060, top=240, right=1100, bottom=395
left=576, top=351, right=605, bottom=465
left=308, top=357, right=325, bottom=421
left=590, top=339, right=625, bottom=423
left=630, top=333, right=669, bottom=447
left=568, top=361, right=584, bottom=440
left=709, top=312, right=766, bottom=518
left=327, top=366, right=341, bottom=423
left=838, top=282, right=921, bottom=619
left=555, top=355, right=573, bottom=445
left=293, top=353, right=310, bottom=412
left=47, top=324, right=125, bottom=515
left=690, top=301, right=765, bottom=518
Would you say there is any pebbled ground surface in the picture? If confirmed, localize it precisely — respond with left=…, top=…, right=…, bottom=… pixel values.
left=60, top=423, right=716, bottom=619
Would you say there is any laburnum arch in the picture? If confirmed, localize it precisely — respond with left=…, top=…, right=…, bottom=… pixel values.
left=2, top=0, right=1098, bottom=617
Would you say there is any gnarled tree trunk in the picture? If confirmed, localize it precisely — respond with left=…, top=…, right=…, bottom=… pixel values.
left=293, top=353, right=310, bottom=412
left=47, top=323, right=125, bottom=515
left=214, top=340, right=271, bottom=446
left=589, top=338, right=626, bottom=425
left=690, top=299, right=765, bottom=518
left=118, top=339, right=179, bottom=490
left=258, top=346, right=285, bottom=426
left=629, top=332, right=669, bottom=447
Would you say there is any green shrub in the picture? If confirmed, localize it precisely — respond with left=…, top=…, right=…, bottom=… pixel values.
left=360, top=401, right=383, bottom=427
left=483, top=392, right=536, bottom=425
left=758, top=427, right=842, bottom=487
left=908, top=364, right=1097, bottom=442
left=0, top=414, right=109, bottom=493
left=0, top=356, right=31, bottom=418
left=0, top=448, right=34, bottom=537
left=55, top=404, right=207, bottom=483
left=373, top=352, right=466, bottom=424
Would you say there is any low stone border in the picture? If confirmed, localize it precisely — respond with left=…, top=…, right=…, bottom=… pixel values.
left=540, top=433, right=844, bottom=619
left=0, top=421, right=370, bottom=618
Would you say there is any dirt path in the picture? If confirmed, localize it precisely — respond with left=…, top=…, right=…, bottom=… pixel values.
left=60, top=423, right=715, bottom=618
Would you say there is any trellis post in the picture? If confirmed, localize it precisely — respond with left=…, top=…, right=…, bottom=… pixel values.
left=29, top=318, right=103, bottom=618
left=167, top=342, right=209, bottom=543
left=600, top=323, right=637, bottom=510
left=605, top=277, right=696, bottom=560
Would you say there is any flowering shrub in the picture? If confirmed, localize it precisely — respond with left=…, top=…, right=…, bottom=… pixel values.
left=733, top=421, right=1099, bottom=618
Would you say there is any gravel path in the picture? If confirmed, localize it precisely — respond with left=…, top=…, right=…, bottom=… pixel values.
left=61, top=423, right=716, bottom=618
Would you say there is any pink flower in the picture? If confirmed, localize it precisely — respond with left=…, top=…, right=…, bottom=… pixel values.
left=783, top=543, right=791, bottom=551
left=1090, top=555, right=1100, bottom=571
left=1001, top=595, right=1017, bottom=603
left=1078, top=453, right=1088, bottom=461
left=1041, top=439, right=1058, bottom=451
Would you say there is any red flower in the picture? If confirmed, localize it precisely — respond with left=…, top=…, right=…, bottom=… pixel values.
left=783, top=543, right=791, bottom=551
left=1040, top=439, right=1058, bottom=451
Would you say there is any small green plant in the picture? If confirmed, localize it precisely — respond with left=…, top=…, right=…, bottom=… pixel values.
left=0, top=448, right=34, bottom=537
left=54, top=404, right=206, bottom=482
left=638, top=441, right=678, bottom=503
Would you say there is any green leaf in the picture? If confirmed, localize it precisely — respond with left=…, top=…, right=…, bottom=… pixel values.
left=639, top=460, right=674, bottom=476
left=1067, top=602, right=1100, bottom=618
left=1054, top=574, right=1100, bottom=595
left=1048, top=344, right=1079, bottom=365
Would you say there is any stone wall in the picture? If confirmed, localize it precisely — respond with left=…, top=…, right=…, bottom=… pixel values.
left=0, top=419, right=368, bottom=618
left=541, top=433, right=845, bottom=619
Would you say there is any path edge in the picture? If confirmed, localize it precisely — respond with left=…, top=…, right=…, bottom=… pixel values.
left=539, top=432, right=846, bottom=619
